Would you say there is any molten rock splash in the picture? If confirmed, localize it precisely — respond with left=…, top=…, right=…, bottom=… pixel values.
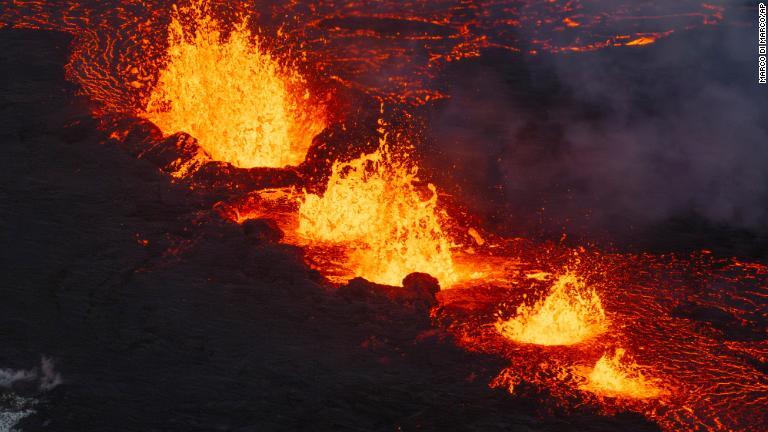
left=495, top=273, right=606, bottom=345
left=143, top=1, right=325, bottom=168
left=580, top=348, right=664, bottom=399
left=298, top=136, right=457, bottom=287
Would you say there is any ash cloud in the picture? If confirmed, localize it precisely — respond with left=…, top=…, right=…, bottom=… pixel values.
left=427, top=3, right=768, bottom=247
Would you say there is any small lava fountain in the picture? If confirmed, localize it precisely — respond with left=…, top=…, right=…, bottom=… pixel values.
left=298, top=132, right=458, bottom=287
left=495, top=272, right=607, bottom=346
left=579, top=348, right=665, bottom=399
left=142, top=1, right=325, bottom=168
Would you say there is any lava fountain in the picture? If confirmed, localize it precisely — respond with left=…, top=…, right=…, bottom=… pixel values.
left=297, top=132, right=458, bottom=287
left=579, top=348, right=665, bottom=399
left=495, top=272, right=607, bottom=346
left=142, top=1, right=326, bottom=168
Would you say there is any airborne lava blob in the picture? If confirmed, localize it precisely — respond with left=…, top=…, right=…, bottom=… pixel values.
left=143, top=1, right=325, bottom=168
left=495, top=272, right=607, bottom=346
left=298, top=134, right=458, bottom=287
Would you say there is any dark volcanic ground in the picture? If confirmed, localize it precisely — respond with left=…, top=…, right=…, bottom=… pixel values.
left=0, top=29, right=663, bottom=431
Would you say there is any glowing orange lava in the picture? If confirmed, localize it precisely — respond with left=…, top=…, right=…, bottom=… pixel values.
left=297, top=132, right=458, bottom=287
left=495, top=272, right=607, bottom=346
left=625, top=36, right=659, bottom=46
left=142, top=1, right=325, bottom=168
left=579, top=348, right=665, bottom=399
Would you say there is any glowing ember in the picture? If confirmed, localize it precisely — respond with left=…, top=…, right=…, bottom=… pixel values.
left=495, top=272, right=606, bottom=345
left=579, top=348, right=665, bottom=399
left=562, top=17, right=581, bottom=28
left=625, top=36, right=659, bottom=46
left=143, top=1, right=325, bottom=168
left=297, top=133, right=457, bottom=287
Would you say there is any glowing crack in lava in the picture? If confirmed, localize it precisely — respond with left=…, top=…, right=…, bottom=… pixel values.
left=298, top=134, right=458, bottom=287
left=142, top=2, right=326, bottom=168
left=578, top=348, right=665, bottom=399
left=495, top=272, right=607, bottom=346
left=1, top=1, right=726, bottom=110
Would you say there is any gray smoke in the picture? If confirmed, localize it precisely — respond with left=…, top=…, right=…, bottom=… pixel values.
left=427, top=2, right=768, bottom=241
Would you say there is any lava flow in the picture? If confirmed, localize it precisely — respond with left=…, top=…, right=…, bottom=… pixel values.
left=0, top=0, right=728, bottom=110
left=440, top=248, right=768, bottom=431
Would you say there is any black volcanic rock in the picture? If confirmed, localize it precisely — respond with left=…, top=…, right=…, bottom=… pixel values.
left=242, top=218, right=284, bottom=244
left=337, top=277, right=392, bottom=302
left=337, top=274, right=439, bottom=312
left=672, top=302, right=767, bottom=342
left=402, top=272, right=440, bottom=305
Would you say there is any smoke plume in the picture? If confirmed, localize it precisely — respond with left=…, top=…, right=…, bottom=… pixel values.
left=426, top=2, right=768, bottom=248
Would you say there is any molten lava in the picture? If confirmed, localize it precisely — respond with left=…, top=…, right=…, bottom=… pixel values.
left=142, top=1, right=325, bottom=168
left=579, top=348, right=665, bottom=399
left=443, top=249, right=768, bottom=431
left=297, top=134, right=457, bottom=287
left=2, top=2, right=763, bottom=431
left=625, top=36, right=659, bottom=47
left=495, top=272, right=606, bottom=346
